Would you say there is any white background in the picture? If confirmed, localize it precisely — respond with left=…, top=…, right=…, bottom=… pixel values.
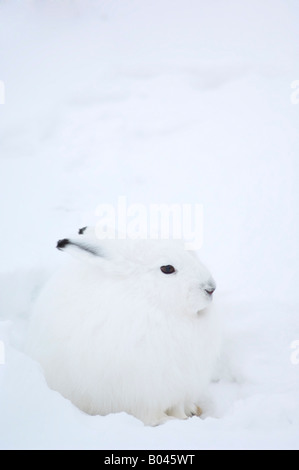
left=0, top=0, right=298, bottom=450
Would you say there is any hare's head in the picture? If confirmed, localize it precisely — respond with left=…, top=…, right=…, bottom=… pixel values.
left=57, top=227, right=216, bottom=317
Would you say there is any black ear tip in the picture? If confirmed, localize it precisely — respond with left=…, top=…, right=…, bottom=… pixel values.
left=57, top=239, right=70, bottom=250
left=78, top=226, right=87, bottom=235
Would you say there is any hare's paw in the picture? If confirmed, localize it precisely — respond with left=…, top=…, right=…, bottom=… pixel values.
left=142, top=413, right=178, bottom=427
left=185, top=403, right=203, bottom=418
left=166, top=405, right=188, bottom=420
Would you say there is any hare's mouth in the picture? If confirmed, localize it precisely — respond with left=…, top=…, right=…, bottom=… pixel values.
left=196, top=308, right=208, bottom=317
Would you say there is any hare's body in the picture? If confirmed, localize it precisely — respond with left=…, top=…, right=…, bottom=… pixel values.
left=27, top=230, right=220, bottom=425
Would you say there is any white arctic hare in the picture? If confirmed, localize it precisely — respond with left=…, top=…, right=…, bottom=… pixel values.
left=27, top=227, right=220, bottom=425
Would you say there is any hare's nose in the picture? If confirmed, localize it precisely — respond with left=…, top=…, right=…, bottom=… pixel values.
left=204, top=286, right=216, bottom=296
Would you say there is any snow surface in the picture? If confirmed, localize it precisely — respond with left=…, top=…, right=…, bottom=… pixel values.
left=0, top=0, right=298, bottom=450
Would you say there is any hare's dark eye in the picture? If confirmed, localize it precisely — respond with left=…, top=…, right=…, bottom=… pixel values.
left=160, top=265, right=176, bottom=275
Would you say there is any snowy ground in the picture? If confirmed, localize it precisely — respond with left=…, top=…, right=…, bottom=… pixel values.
left=0, top=0, right=299, bottom=450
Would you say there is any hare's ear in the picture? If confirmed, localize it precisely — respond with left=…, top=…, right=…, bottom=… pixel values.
left=78, top=226, right=90, bottom=236
left=56, top=236, right=105, bottom=263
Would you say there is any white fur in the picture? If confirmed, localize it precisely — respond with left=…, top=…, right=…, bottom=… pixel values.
left=26, top=228, right=221, bottom=425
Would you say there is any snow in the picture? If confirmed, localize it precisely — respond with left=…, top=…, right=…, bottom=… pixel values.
left=0, top=0, right=298, bottom=450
